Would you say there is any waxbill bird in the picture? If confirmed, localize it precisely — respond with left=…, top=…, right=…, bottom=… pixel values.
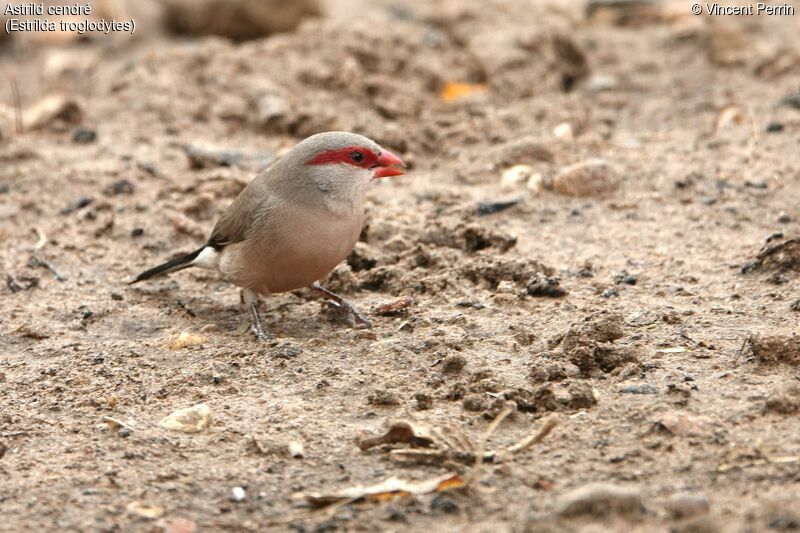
left=130, top=131, right=405, bottom=340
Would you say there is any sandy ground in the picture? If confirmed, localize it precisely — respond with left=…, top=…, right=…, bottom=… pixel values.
left=2, top=0, right=800, bottom=531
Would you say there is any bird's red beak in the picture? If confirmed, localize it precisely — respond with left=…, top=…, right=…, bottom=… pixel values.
left=373, top=150, right=406, bottom=179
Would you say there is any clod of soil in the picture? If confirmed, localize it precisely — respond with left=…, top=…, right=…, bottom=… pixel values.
left=541, top=312, right=637, bottom=376
left=552, top=159, right=618, bottom=197
left=741, top=236, right=800, bottom=275
left=747, top=332, right=800, bottom=366
left=764, top=383, right=800, bottom=414
left=554, top=482, right=644, bottom=518
left=526, top=274, right=567, bottom=297
left=163, top=0, right=321, bottom=40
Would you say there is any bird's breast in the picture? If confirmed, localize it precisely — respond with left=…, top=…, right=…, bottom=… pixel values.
left=219, top=207, right=363, bottom=294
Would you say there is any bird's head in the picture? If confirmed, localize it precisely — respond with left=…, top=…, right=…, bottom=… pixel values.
left=287, top=131, right=405, bottom=212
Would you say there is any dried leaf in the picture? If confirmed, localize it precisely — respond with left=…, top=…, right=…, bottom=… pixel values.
left=126, top=501, right=164, bottom=520
left=171, top=331, right=205, bottom=350
left=441, top=82, right=487, bottom=102
left=374, top=296, right=414, bottom=316
left=297, top=473, right=464, bottom=508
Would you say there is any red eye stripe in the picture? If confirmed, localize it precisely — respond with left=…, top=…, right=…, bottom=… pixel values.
left=307, top=146, right=379, bottom=169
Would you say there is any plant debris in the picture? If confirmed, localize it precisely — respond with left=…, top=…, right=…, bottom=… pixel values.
left=295, top=473, right=465, bottom=509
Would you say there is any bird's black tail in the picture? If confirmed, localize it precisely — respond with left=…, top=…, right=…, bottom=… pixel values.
left=129, top=247, right=205, bottom=284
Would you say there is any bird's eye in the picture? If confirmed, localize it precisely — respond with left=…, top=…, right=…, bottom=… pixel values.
left=350, top=151, right=364, bottom=163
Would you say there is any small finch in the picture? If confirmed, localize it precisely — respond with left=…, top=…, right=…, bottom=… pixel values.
left=130, top=131, right=406, bottom=340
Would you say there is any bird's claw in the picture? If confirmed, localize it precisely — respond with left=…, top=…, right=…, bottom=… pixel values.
left=323, top=299, right=373, bottom=329
left=250, top=323, right=271, bottom=342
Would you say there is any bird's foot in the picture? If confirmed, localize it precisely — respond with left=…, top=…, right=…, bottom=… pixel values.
left=322, top=299, right=373, bottom=329
left=250, top=322, right=272, bottom=342
left=311, top=281, right=372, bottom=329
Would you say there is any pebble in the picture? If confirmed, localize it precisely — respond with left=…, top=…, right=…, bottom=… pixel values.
left=462, top=393, right=487, bottom=412
left=553, top=159, right=618, bottom=197
left=614, top=270, right=638, bottom=285
left=230, top=486, right=246, bottom=502
left=665, top=493, right=711, bottom=520
left=501, top=164, right=533, bottom=188
left=526, top=274, right=567, bottom=298
left=288, top=440, right=305, bottom=458
left=159, top=403, right=212, bottom=433
left=601, top=287, right=619, bottom=298
left=553, top=122, right=574, bottom=140
left=777, top=212, right=791, bottom=223
left=621, top=384, right=658, bottom=395
left=71, top=127, right=96, bottom=144
left=554, top=482, right=643, bottom=518
left=104, top=179, right=134, bottom=196
left=441, top=353, right=467, bottom=374
left=496, top=280, right=516, bottom=294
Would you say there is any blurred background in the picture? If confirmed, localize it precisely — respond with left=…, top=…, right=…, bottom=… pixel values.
left=3, top=1, right=800, bottom=531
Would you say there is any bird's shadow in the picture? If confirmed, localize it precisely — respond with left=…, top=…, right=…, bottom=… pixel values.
left=126, top=281, right=345, bottom=342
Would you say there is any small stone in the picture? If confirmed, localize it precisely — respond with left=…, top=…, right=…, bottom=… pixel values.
left=104, top=179, right=134, bottom=196
left=110, top=292, right=124, bottom=301
left=565, top=381, right=598, bottom=409
left=555, top=483, right=643, bottom=518
left=500, top=164, right=532, bottom=188
left=496, top=280, right=516, bottom=294
left=159, top=403, right=212, bottom=433
left=766, top=122, right=785, bottom=133
left=256, top=94, right=289, bottom=126
left=273, top=342, right=303, bottom=359
left=601, top=287, right=619, bottom=298
left=288, top=440, right=305, bottom=458
left=585, top=73, right=617, bottom=93
left=157, top=517, right=197, bottom=533
left=665, top=493, right=711, bottom=520
left=462, top=393, right=487, bottom=412
left=526, top=172, right=545, bottom=192
left=367, top=390, right=400, bottom=406
left=526, top=274, right=567, bottom=297
left=777, top=212, right=791, bottom=224
left=656, top=411, right=710, bottom=437
left=131, top=228, right=144, bottom=237
left=230, top=486, right=246, bottom=502
left=553, top=122, right=574, bottom=140
left=614, top=270, right=638, bottom=285
left=60, top=196, right=93, bottom=215
left=553, top=159, right=618, bottom=197
left=72, top=127, right=96, bottom=144
left=22, top=94, right=82, bottom=130
left=765, top=383, right=800, bottom=414
left=414, top=392, right=432, bottom=410
left=620, top=384, right=658, bottom=395
left=441, top=353, right=467, bottom=374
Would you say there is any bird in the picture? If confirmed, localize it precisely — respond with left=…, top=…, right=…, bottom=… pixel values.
left=130, top=131, right=405, bottom=340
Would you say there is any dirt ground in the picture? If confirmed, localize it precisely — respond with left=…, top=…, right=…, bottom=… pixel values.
left=2, top=0, right=800, bottom=531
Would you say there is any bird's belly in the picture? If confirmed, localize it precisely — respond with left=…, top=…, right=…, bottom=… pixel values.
left=220, top=213, right=362, bottom=294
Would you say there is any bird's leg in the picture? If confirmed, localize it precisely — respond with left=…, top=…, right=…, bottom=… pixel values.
left=310, top=281, right=372, bottom=328
left=241, top=288, right=270, bottom=341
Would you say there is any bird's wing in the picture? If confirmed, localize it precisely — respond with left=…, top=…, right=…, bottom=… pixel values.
left=206, top=169, right=283, bottom=249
